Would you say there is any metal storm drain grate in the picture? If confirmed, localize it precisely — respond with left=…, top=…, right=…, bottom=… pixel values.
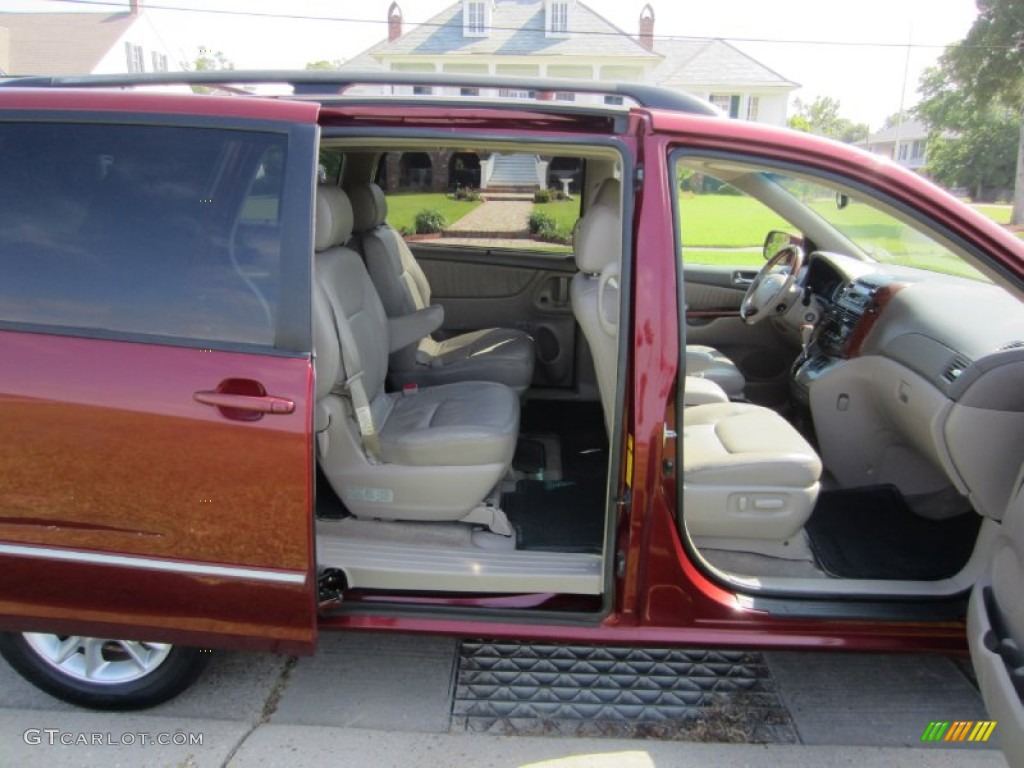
left=452, top=641, right=797, bottom=743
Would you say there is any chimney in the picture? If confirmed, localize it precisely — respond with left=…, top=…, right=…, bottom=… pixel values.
left=388, top=2, right=403, bottom=42
left=129, top=0, right=142, bottom=14
left=638, top=4, right=655, bottom=51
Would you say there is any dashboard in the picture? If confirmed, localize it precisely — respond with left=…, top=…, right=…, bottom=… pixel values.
left=788, top=251, right=1024, bottom=521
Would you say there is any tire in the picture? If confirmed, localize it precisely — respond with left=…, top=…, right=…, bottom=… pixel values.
left=0, top=632, right=210, bottom=710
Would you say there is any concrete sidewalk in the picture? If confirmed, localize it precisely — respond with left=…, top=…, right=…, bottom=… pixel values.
left=0, top=711, right=1005, bottom=768
left=0, top=633, right=1005, bottom=767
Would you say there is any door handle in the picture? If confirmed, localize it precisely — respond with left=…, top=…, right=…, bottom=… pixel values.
left=193, top=390, right=295, bottom=414
left=732, top=271, right=757, bottom=287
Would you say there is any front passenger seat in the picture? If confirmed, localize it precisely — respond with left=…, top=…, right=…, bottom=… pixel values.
left=314, top=186, right=519, bottom=534
left=348, top=183, right=535, bottom=394
left=570, top=180, right=745, bottom=435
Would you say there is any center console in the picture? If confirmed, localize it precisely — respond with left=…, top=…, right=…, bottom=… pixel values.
left=791, top=276, right=898, bottom=405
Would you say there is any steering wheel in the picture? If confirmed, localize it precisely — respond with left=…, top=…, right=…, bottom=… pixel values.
left=739, top=244, right=805, bottom=325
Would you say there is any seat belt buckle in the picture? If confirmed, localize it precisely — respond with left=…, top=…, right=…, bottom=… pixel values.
left=402, top=383, right=419, bottom=397
left=344, top=371, right=364, bottom=390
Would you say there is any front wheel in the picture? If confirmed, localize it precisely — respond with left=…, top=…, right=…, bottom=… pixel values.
left=0, top=632, right=210, bottom=710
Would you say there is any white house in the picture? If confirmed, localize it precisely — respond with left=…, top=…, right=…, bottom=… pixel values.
left=862, top=119, right=930, bottom=172
left=342, top=1, right=797, bottom=127
left=0, top=1, right=179, bottom=77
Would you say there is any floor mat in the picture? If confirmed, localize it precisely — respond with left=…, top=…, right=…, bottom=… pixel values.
left=512, top=438, right=547, bottom=475
left=805, top=485, right=981, bottom=580
left=503, top=479, right=605, bottom=553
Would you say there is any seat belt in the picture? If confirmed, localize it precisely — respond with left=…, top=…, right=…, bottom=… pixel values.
left=320, top=287, right=383, bottom=463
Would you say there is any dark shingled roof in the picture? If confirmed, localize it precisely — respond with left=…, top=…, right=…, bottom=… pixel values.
left=0, top=12, right=138, bottom=75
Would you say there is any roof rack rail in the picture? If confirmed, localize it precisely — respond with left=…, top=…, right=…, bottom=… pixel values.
left=0, top=70, right=719, bottom=116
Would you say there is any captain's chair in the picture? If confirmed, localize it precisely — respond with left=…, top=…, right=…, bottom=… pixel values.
left=348, top=183, right=535, bottom=394
left=314, top=186, right=519, bottom=533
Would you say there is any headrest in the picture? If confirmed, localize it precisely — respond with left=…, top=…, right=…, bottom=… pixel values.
left=315, top=186, right=354, bottom=252
left=574, top=178, right=622, bottom=274
left=349, top=183, right=388, bottom=233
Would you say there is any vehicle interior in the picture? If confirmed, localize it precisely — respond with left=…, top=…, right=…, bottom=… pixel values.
left=308, top=133, right=1024, bottom=608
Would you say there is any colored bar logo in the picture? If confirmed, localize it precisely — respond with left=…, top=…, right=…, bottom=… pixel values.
left=921, top=721, right=997, bottom=742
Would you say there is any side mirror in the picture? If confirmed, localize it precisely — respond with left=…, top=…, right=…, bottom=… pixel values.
left=836, top=192, right=850, bottom=210
left=763, top=230, right=802, bottom=261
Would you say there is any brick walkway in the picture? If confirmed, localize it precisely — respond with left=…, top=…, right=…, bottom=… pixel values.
left=445, top=200, right=532, bottom=237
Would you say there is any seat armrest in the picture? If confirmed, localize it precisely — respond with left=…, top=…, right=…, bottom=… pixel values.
left=388, top=305, right=445, bottom=352
left=683, top=376, right=729, bottom=406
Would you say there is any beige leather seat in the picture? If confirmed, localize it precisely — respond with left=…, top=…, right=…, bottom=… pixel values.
left=570, top=179, right=745, bottom=435
left=685, top=345, right=745, bottom=399
left=570, top=178, right=623, bottom=435
left=314, top=186, right=519, bottom=531
left=682, top=402, right=822, bottom=541
left=348, top=183, right=535, bottom=393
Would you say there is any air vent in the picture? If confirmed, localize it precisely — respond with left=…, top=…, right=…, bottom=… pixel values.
left=999, top=340, right=1024, bottom=351
left=942, top=355, right=971, bottom=383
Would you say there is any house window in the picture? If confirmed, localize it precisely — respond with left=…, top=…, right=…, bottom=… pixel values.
left=460, top=87, right=480, bottom=97
left=555, top=92, right=575, bottom=102
left=710, top=94, right=740, bottom=118
left=499, top=89, right=534, bottom=99
left=549, top=2, right=569, bottom=35
left=151, top=52, right=168, bottom=72
left=466, top=2, right=486, bottom=36
left=911, top=140, right=926, bottom=161
left=604, top=95, right=624, bottom=106
left=413, top=86, right=434, bottom=96
left=125, top=43, right=145, bottom=73
left=746, top=96, right=760, bottom=122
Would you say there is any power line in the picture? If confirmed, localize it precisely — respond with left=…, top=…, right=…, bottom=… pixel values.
left=35, top=0, right=1015, bottom=51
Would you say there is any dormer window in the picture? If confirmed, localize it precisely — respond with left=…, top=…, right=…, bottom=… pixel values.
left=464, top=0, right=489, bottom=37
left=550, top=2, right=568, bottom=34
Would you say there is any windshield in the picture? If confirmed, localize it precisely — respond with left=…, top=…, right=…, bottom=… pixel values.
left=767, top=173, right=989, bottom=281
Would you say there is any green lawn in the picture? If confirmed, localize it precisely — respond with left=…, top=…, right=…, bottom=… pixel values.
left=679, top=194, right=791, bottom=248
left=386, top=193, right=481, bottom=233
left=973, top=204, right=1012, bottom=224
left=678, top=193, right=994, bottom=279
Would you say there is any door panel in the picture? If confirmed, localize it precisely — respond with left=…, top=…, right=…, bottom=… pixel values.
left=683, top=264, right=796, bottom=405
left=968, top=472, right=1024, bottom=767
left=411, top=245, right=579, bottom=389
left=0, top=333, right=316, bottom=651
left=0, top=115, right=318, bottom=652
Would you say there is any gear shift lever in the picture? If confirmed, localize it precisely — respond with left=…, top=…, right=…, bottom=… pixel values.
left=800, top=323, right=815, bottom=358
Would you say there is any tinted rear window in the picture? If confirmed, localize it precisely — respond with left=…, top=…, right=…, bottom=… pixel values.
left=0, top=122, right=287, bottom=346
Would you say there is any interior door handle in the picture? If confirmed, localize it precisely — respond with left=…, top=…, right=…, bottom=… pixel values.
left=193, top=391, right=295, bottom=414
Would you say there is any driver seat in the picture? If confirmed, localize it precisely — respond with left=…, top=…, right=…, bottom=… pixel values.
left=685, top=345, right=745, bottom=398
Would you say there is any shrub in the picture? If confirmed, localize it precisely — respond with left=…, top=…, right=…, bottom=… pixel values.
left=533, top=189, right=552, bottom=204
left=528, top=210, right=557, bottom=238
left=414, top=209, right=447, bottom=234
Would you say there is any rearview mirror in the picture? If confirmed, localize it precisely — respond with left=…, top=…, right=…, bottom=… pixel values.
left=763, top=230, right=803, bottom=261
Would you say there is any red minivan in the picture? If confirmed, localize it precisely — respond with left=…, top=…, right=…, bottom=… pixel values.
left=0, top=71, right=1022, bottom=757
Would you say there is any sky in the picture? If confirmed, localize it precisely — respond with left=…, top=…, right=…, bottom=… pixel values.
left=5, top=0, right=982, bottom=129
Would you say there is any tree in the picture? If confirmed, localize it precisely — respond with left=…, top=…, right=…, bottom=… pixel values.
left=881, top=110, right=914, bottom=131
left=942, top=0, right=1024, bottom=224
left=191, top=48, right=234, bottom=73
left=183, top=47, right=235, bottom=95
left=305, top=60, right=345, bottom=70
left=788, top=96, right=869, bottom=144
left=918, top=64, right=1020, bottom=200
